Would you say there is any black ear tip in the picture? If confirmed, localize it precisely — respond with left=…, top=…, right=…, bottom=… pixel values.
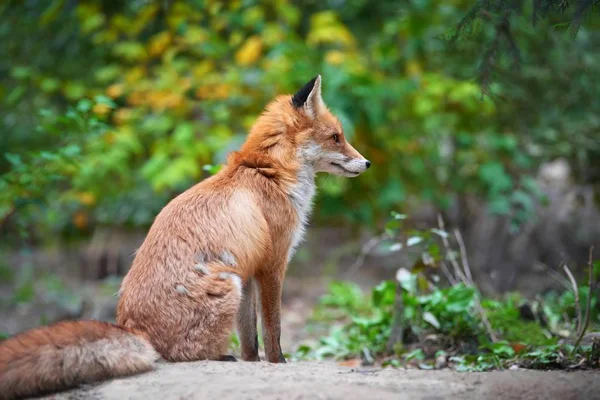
left=291, top=76, right=320, bottom=108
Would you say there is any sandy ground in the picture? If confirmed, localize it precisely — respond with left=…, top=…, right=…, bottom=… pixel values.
left=43, top=360, right=600, bottom=400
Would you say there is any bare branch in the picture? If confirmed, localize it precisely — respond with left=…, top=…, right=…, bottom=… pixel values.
left=478, top=302, right=498, bottom=343
left=453, top=228, right=473, bottom=285
left=563, top=262, right=582, bottom=334
left=542, top=263, right=572, bottom=291
left=386, top=281, right=405, bottom=354
left=440, top=262, right=457, bottom=286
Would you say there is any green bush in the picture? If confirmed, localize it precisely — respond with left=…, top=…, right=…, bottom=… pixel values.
left=2, top=1, right=599, bottom=244
left=294, top=212, right=599, bottom=370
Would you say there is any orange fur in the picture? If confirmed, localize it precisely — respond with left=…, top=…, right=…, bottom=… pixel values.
left=0, top=75, right=370, bottom=397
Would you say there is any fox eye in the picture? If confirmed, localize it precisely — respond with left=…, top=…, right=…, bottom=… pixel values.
left=332, top=133, right=340, bottom=143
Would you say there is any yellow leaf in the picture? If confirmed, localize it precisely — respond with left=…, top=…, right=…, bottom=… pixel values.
left=146, top=90, right=184, bottom=111
left=235, top=36, right=263, bottom=66
left=195, top=84, right=231, bottom=100
left=73, top=211, right=88, bottom=229
left=92, top=103, right=111, bottom=116
left=148, top=31, right=172, bottom=57
left=106, top=83, right=124, bottom=98
left=307, top=11, right=355, bottom=47
left=113, top=109, right=134, bottom=125
left=127, top=91, right=144, bottom=106
left=180, top=77, right=192, bottom=91
left=125, top=66, right=146, bottom=85
left=183, top=26, right=208, bottom=45
left=325, top=50, right=345, bottom=66
left=262, top=23, right=285, bottom=46
left=193, top=61, right=215, bottom=79
left=76, top=192, right=96, bottom=206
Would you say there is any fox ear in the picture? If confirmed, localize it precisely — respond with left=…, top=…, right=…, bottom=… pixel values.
left=292, top=75, right=324, bottom=119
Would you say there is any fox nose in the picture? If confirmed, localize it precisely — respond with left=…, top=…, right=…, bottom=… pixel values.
left=365, top=160, right=371, bottom=169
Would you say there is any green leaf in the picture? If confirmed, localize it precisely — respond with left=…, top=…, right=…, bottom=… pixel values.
left=76, top=99, right=93, bottom=113
left=61, top=145, right=81, bottom=157
left=489, top=197, right=511, bottom=215
left=404, top=348, right=425, bottom=361
left=391, top=211, right=407, bottom=220
left=11, top=66, right=31, bottom=79
left=202, top=164, right=222, bottom=175
left=372, top=280, right=396, bottom=307
left=94, top=95, right=117, bottom=108
left=5, top=153, right=22, bottom=167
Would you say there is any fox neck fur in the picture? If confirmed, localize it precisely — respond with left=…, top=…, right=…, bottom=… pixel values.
left=224, top=96, right=323, bottom=260
left=287, top=157, right=316, bottom=260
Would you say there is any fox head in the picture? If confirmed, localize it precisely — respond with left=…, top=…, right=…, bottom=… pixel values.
left=240, top=75, right=370, bottom=178
left=290, top=75, right=370, bottom=177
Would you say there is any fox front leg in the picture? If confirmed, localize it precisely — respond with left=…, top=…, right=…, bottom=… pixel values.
left=237, top=277, right=260, bottom=361
left=257, top=270, right=286, bottom=363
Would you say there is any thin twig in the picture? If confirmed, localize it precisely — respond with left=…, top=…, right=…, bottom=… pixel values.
left=437, top=214, right=497, bottom=342
left=440, top=262, right=457, bottom=286
left=386, top=281, right=405, bottom=354
left=573, top=246, right=595, bottom=354
left=437, top=215, right=469, bottom=283
left=454, top=228, right=473, bottom=285
left=543, top=264, right=572, bottom=291
left=346, top=233, right=389, bottom=277
left=478, top=302, right=498, bottom=342
left=563, top=263, right=582, bottom=334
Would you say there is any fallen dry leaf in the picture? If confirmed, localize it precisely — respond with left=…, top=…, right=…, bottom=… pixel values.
left=338, top=359, right=361, bottom=368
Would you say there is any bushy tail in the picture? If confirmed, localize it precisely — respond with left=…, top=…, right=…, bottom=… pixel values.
left=0, top=320, right=159, bottom=400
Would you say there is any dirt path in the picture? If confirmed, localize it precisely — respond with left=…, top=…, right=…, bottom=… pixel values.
left=45, top=360, right=599, bottom=400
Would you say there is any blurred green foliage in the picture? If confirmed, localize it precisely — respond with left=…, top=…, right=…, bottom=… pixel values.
left=1, top=0, right=599, bottom=244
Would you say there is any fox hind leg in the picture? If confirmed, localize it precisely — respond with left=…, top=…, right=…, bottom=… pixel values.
left=237, top=277, right=260, bottom=361
left=161, top=271, right=243, bottom=362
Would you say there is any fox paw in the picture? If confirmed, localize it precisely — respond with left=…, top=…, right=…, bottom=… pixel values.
left=217, top=355, right=238, bottom=362
left=242, top=353, right=260, bottom=362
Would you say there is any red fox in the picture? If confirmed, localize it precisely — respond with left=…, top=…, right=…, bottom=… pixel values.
left=0, top=75, right=370, bottom=399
